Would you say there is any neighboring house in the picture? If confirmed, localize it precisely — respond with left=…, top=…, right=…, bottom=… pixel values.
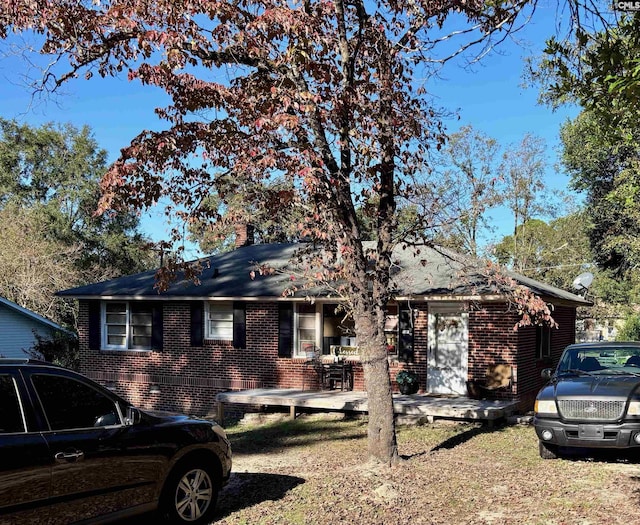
left=58, top=233, right=590, bottom=416
left=0, top=296, right=71, bottom=358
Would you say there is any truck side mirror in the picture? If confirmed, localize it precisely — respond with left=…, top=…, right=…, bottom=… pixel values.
left=541, top=368, right=553, bottom=380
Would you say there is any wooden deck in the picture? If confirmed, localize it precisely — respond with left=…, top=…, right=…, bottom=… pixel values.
left=215, top=388, right=519, bottom=426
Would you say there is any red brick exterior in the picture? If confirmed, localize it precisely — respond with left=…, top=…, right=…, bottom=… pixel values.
left=467, top=303, right=520, bottom=401
left=516, top=305, right=576, bottom=409
left=78, top=299, right=576, bottom=416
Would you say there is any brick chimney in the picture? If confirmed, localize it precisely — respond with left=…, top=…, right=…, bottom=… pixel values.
left=234, top=222, right=255, bottom=248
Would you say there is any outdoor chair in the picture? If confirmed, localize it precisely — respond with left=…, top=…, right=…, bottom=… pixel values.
left=321, top=361, right=353, bottom=391
left=467, top=364, right=512, bottom=399
left=302, top=345, right=323, bottom=390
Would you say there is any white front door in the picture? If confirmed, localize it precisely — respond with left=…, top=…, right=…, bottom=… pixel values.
left=427, top=304, right=468, bottom=395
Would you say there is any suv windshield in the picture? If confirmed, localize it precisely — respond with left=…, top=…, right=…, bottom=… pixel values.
left=557, top=346, right=640, bottom=375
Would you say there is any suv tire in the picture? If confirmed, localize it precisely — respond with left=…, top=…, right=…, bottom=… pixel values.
left=539, top=440, right=559, bottom=460
left=161, top=461, right=219, bottom=524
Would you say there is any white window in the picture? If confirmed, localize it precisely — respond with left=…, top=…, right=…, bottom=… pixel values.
left=104, top=302, right=127, bottom=348
left=206, top=302, right=234, bottom=341
left=102, top=302, right=153, bottom=351
left=295, top=303, right=319, bottom=357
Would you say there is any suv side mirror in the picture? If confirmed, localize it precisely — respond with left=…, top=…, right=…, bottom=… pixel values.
left=124, top=407, right=141, bottom=426
left=541, top=368, right=553, bottom=380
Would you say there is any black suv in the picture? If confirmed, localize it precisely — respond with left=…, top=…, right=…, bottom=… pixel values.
left=0, top=359, right=232, bottom=524
left=534, top=342, right=640, bottom=459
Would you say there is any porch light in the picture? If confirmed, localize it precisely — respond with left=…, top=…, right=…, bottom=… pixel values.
left=150, top=385, right=161, bottom=394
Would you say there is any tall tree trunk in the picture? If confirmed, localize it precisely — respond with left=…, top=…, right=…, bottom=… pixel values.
left=354, top=306, right=398, bottom=465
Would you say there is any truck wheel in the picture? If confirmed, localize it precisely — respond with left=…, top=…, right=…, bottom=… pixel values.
left=161, top=461, right=219, bottom=524
left=539, top=440, right=559, bottom=460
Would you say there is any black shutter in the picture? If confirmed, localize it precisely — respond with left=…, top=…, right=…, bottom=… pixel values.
left=151, top=303, right=163, bottom=351
left=278, top=303, right=293, bottom=358
left=190, top=301, right=204, bottom=347
left=233, top=302, right=246, bottom=349
left=399, top=306, right=414, bottom=363
left=88, top=300, right=101, bottom=351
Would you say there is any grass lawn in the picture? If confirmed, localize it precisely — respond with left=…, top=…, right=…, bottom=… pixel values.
left=215, top=414, right=640, bottom=525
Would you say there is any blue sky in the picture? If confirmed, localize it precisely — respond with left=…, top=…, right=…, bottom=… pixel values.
left=0, top=2, right=579, bottom=259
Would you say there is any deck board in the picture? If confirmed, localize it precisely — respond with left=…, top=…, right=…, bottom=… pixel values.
left=215, top=388, right=519, bottom=424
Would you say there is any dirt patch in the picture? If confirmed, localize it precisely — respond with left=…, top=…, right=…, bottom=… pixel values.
left=216, top=414, right=640, bottom=525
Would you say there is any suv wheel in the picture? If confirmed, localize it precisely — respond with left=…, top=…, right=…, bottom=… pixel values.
left=162, top=461, right=219, bottom=524
left=539, top=440, right=559, bottom=460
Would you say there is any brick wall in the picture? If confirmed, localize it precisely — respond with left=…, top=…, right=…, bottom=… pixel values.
left=467, top=303, right=576, bottom=409
left=516, top=305, right=576, bottom=409
left=79, top=301, right=282, bottom=415
left=78, top=299, right=577, bottom=416
left=467, top=303, right=520, bottom=401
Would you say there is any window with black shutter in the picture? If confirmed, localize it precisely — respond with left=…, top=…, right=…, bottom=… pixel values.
left=190, top=301, right=204, bottom=347
left=233, top=302, right=246, bottom=349
left=88, top=300, right=101, bottom=351
left=278, top=303, right=293, bottom=358
left=398, top=305, right=415, bottom=363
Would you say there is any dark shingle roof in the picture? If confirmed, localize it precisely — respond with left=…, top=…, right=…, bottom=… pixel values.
left=57, top=242, right=590, bottom=306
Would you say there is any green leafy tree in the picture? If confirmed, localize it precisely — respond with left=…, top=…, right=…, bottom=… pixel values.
left=531, top=10, right=640, bottom=279
left=498, top=133, right=551, bottom=256
left=189, top=179, right=303, bottom=253
left=0, top=204, right=80, bottom=325
left=0, top=0, right=553, bottom=465
left=616, top=314, right=640, bottom=342
left=493, top=206, right=639, bottom=325
left=435, top=125, right=501, bottom=256
left=493, top=212, right=592, bottom=289
left=558, top=111, right=640, bottom=276
left=0, top=119, right=156, bottom=282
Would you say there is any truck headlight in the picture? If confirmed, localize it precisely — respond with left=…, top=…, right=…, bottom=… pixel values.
left=628, top=401, right=640, bottom=416
left=534, top=399, right=558, bottom=415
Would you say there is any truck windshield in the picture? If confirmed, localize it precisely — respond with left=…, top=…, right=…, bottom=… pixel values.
left=557, top=347, right=640, bottom=375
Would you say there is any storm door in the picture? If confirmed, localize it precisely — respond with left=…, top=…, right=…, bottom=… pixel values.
left=427, top=304, right=468, bottom=395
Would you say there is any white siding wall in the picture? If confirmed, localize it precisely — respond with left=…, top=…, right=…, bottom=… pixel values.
left=0, top=304, right=55, bottom=358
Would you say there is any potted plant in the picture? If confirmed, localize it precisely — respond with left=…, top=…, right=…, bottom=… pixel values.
left=396, top=370, right=419, bottom=395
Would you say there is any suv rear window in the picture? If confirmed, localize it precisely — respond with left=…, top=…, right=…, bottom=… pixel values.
left=0, top=375, right=25, bottom=434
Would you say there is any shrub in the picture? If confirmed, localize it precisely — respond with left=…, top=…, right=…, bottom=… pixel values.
left=396, top=370, right=419, bottom=386
left=26, top=331, right=79, bottom=370
left=616, top=314, right=640, bottom=342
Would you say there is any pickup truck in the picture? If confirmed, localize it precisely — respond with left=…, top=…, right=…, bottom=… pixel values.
left=534, top=342, right=640, bottom=459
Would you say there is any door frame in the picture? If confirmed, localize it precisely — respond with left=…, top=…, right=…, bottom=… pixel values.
left=427, top=302, right=469, bottom=395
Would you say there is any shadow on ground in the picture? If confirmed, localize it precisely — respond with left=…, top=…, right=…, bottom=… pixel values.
left=114, top=472, right=304, bottom=524
left=216, top=472, right=305, bottom=518
left=429, top=422, right=506, bottom=453
left=227, top=413, right=366, bottom=457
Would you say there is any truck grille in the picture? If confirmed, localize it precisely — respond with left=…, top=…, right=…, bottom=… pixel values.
left=558, top=400, right=625, bottom=421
